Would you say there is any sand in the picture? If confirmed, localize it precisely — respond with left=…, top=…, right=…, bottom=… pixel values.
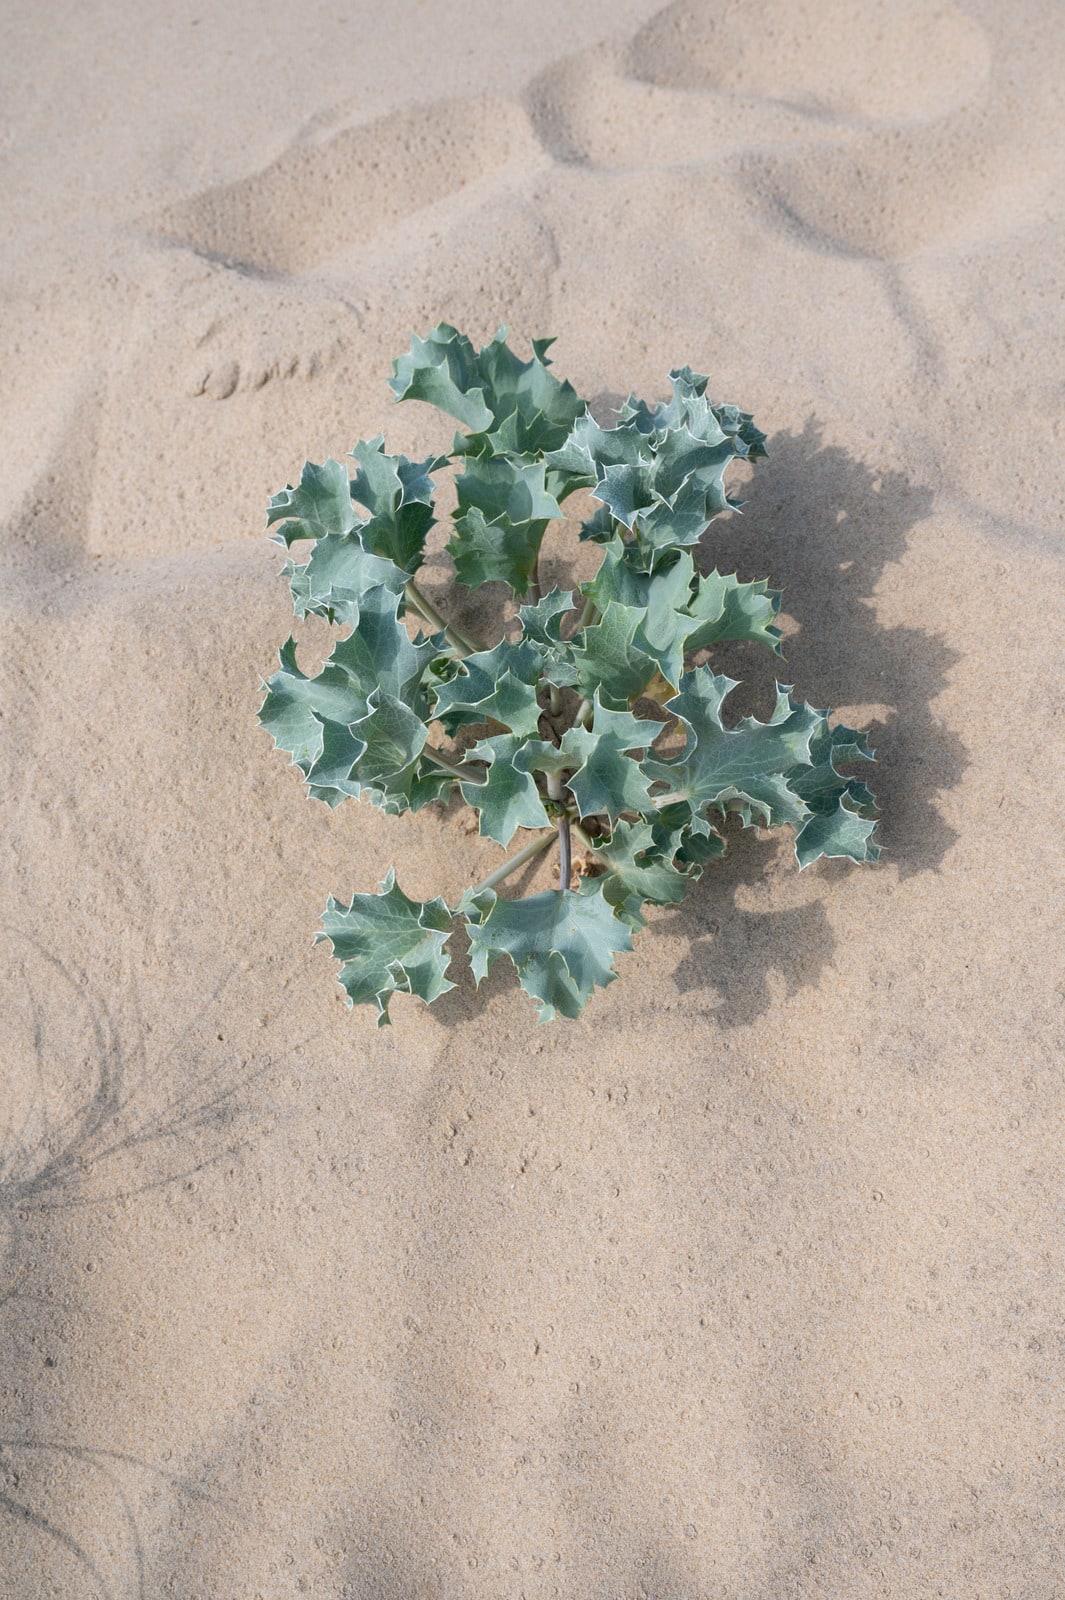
left=2, top=0, right=1064, bottom=1594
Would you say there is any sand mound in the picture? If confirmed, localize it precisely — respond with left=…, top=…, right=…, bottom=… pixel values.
left=628, top=0, right=991, bottom=121
left=2, top=0, right=1064, bottom=1593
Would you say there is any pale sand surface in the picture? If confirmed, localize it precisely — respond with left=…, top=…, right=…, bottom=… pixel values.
left=2, top=1, right=1064, bottom=1594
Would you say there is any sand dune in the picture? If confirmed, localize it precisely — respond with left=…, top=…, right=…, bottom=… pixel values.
left=2, top=0, right=1063, bottom=1595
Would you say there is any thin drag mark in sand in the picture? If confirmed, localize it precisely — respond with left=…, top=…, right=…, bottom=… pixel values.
left=0, top=929, right=325, bottom=1216
left=0, top=932, right=320, bottom=1595
left=0, top=1485, right=116, bottom=1600
left=0, top=1439, right=245, bottom=1600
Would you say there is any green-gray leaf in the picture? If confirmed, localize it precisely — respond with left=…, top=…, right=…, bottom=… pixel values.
left=789, top=718, right=879, bottom=867
left=683, top=570, right=783, bottom=655
left=558, top=696, right=659, bottom=823
left=317, top=870, right=456, bottom=1025
left=267, top=457, right=360, bottom=547
left=569, top=602, right=659, bottom=708
left=593, top=819, right=697, bottom=927
left=795, top=793, right=881, bottom=868
left=284, top=535, right=407, bottom=626
left=390, top=323, right=585, bottom=461
left=450, top=455, right=563, bottom=596
left=461, top=733, right=552, bottom=847
left=258, top=586, right=438, bottom=800
left=517, top=586, right=575, bottom=647
left=389, top=325, right=494, bottom=432
left=348, top=436, right=442, bottom=575
left=430, top=638, right=545, bottom=737
left=465, top=880, right=633, bottom=1022
left=644, top=670, right=821, bottom=826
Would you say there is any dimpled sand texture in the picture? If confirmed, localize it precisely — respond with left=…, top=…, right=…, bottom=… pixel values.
left=0, top=1, right=1063, bottom=1596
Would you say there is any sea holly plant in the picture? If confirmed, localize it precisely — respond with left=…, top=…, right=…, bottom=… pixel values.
left=258, top=324, right=880, bottom=1024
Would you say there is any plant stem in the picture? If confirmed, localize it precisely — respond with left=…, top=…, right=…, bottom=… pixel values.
left=570, top=821, right=604, bottom=862
left=548, top=682, right=562, bottom=717
left=422, top=745, right=487, bottom=785
left=546, top=772, right=572, bottom=891
left=574, top=697, right=594, bottom=729
left=576, top=595, right=599, bottom=632
left=468, top=828, right=557, bottom=896
left=405, top=580, right=480, bottom=658
left=564, top=593, right=598, bottom=640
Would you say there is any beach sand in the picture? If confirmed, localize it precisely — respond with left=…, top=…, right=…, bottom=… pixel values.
left=2, top=1, right=1063, bottom=1593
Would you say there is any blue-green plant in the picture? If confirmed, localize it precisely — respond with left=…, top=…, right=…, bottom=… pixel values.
left=259, top=325, right=879, bottom=1023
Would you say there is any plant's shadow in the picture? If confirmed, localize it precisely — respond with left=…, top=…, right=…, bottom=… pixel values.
left=0, top=933, right=302, bottom=1594
left=437, top=417, right=964, bottom=1029
left=659, top=418, right=964, bottom=1025
left=709, top=417, right=963, bottom=879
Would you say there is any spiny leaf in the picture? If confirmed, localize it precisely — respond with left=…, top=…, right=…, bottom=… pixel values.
left=450, top=455, right=562, bottom=596
left=545, top=390, right=750, bottom=568
left=683, top=569, right=783, bottom=654
left=430, top=638, right=545, bottom=737
left=592, top=819, right=697, bottom=927
left=516, top=586, right=579, bottom=688
left=581, top=541, right=695, bottom=688
left=460, top=733, right=553, bottom=847
left=465, top=328, right=585, bottom=459
left=318, top=870, right=455, bottom=1025
left=266, top=457, right=359, bottom=547
left=569, top=601, right=659, bottom=708
left=257, top=586, right=439, bottom=803
left=644, top=670, right=821, bottom=826
left=348, top=436, right=442, bottom=575
left=794, top=792, right=881, bottom=868
left=558, top=695, right=659, bottom=823
left=620, top=368, right=767, bottom=460
left=517, top=586, right=576, bottom=647
left=388, top=325, right=494, bottom=432
left=347, top=691, right=428, bottom=786
left=284, top=535, right=407, bottom=626
left=789, top=719, right=879, bottom=867
left=545, top=412, right=648, bottom=497
left=390, top=323, right=585, bottom=461
left=464, top=880, right=633, bottom=1022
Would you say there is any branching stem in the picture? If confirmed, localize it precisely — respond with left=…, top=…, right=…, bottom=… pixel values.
left=570, top=821, right=604, bottom=861
left=405, top=580, right=481, bottom=658
left=422, top=745, right=487, bottom=785
left=468, top=828, right=557, bottom=896
left=546, top=772, right=572, bottom=891
left=564, top=593, right=599, bottom=640
left=576, top=595, right=599, bottom=632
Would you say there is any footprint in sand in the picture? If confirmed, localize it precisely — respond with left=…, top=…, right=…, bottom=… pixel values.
left=529, top=0, right=1059, bottom=262
left=626, top=0, right=991, bottom=122
left=155, top=94, right=543, bottom=278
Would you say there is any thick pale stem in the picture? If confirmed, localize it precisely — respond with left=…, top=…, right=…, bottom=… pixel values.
left=574, top=697, right=594, bottom=729
left=468, top=828, right=557, bottom=896
left=405, top=580, right=481, bottom=658
left=576, top=595, right=598, bottom=632
left=564, top=593, right=598, bottom=641
left=422, top=746, right=487, bottom=785
left=570, top=821, right=604, bottom=862
left=546, top=772, right=572, bottom=892
left=548, top=682, right=562, bottom=718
